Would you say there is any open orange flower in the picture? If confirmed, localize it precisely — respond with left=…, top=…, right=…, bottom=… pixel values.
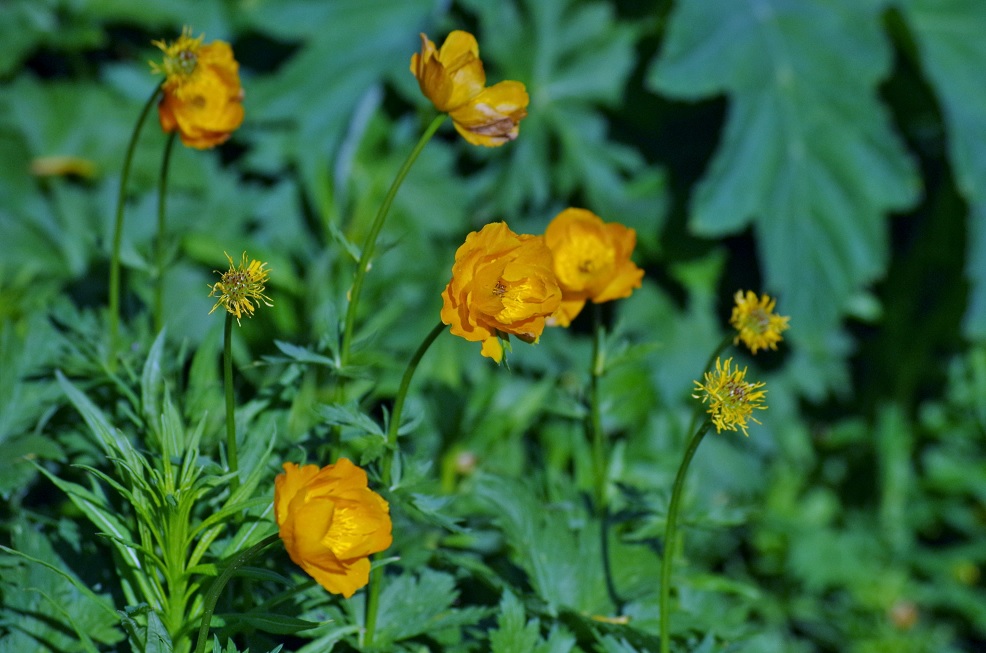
left=274, top=459, right=392, bottom=598
left=152, top=28, right=244, bottom=149
left=441, top=222, right=561, bottom=363
left=543, top=208, right=644, bottom=326
left=410, top=31, right=528, bottom=147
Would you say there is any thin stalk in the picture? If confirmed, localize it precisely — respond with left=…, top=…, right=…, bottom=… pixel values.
left=339, top=114, right=447, bottom=367
left=381, top=321, right=447, bottom=486
left=659, top=421, right=713, bottom=653
left=589, top=305, right=622, bottom=612
left=109, top=82, right=163, bottom=368
left=192, top=532, right=280, bottom=653
left=364, top=321, right=447, bottom=649
left=223, top=313, right=239, bottom=492
left=589, top=303, right=607, bottom=512
left=155, top=132, right=177, bottom=333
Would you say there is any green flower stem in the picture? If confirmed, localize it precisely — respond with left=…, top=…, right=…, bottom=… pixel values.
left=381, top=320, right=447, bottom=487
left=154, top=131, right=177, bottom=334
left=589, top=303, right=608, bottom=512
left=192, top=532, right=280, bottom=653
left=223, top=313, right=240, bottom=492
left=702, top=334, right=734, bottom=383
left=660, top=420, right=713, bottom=653
left=339, top=113, right=447, bottom=368
left=364, top=320, right=447, bottom=649
left=588, top=306, right=623, bottom=611
left=362, top=555, right=385, bottom=649
left=109, top=82, right=163, bottom=369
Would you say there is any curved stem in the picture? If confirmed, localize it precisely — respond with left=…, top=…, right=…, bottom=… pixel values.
left=109, top=82, right=163, bottom=369
left=381, top=321, right=447, bottom=487
left=155, top=132, right=177, bottom=334
left=589, top=303, right=607, bottom=512
left=223, top=313, right=240, bottom=491
left=364, top=321, right=447, bottom=649
left=701, top=334, right=734, bottom=386
left=660, top=421, right=713, bottom=653
left=192, top=532, right=280, bottom=653
left=339, top=114, right=447, bottom=368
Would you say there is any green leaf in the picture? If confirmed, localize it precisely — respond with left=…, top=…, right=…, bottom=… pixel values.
left=897, top=0, right=986, bottom=337
left=229, top=612, right=320, bottom=636
left=140, top=328, right=167, bottom=437
left=648, top=0, right=921, bottom=350
left=490, top=590, right=541, bottom=653
left=119, top=604, right=174, bottom=653
left=1, top=521, right=123, bottom=651
left=373, top=568, right=489, bottom=645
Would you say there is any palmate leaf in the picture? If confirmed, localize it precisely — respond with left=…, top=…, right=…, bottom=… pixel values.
left=648, top=0, right=920, bottom=356
left=896, top=0, right=986, bottom=337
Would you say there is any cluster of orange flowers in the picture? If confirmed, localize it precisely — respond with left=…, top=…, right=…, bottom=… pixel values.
left=441, top=209, right=645, bottom=363
left=183, top=26, right=790, bottom=603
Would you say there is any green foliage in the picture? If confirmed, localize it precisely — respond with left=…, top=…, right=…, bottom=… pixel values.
left=2, top=1, right=985, bottom=653
left=648, top=0, right=921, bottom=376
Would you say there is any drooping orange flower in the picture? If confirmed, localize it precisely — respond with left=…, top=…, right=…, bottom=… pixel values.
left=543, top=208, right=644, bottom=327
left=730, top=290, right=790, bottom=354
left=441, top=222, right=561, bottom=363
left=410, top=31, right=528, bottom=147
left=152, top=27, right=244, bottom=149
left=274, top=459, right=393, bottom=598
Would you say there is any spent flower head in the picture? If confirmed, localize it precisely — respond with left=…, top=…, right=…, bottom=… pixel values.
left=151, top=27, right=244, bottom=149
left=209, top=252, right=272, bottom=325
left=693, top=357, right=767, bottom=437
left=730, top=290, right=790, bottom=354
left=151, top=26, right=205, bottom=83
left=410, top=31, right=529, bottom=147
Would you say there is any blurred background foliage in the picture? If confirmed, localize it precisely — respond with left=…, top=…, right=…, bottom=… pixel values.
left=1, top=0, right=985, bottom=651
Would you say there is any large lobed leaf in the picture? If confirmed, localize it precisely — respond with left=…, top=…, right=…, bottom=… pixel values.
left=648, top=0, right=921, bottom=354
left=897, top=0, right=986, bottom=338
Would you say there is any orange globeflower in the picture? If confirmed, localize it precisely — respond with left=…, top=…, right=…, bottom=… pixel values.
left=274, top=459, right=393, bottom=598
left=410, top=31, right=528, bottom=147
left=441, top=222, right=561, bottom=363
left=152, top=27, right=244, bottom=149
left=543, top=208, right=644, bottom=327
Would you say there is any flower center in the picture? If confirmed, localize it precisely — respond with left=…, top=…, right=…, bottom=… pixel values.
left=152, top=28, right=204, bottom=82
left=578, top=259, right=597, bottom=274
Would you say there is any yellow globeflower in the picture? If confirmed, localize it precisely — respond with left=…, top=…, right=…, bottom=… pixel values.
left=543, top=208, right=644, bottom=327
left=730, top=290, right=790, bottom=354
left=274, top=460, right=393, bottom=598
left=441, top=222, right=561, bottom=363
left=152, top=27, right=244, bottom=149
left=209, top=252, right=272, bottom=325
left=410, top=31, right=529, bottom=147
left=693, top=357, right=767, bottom=437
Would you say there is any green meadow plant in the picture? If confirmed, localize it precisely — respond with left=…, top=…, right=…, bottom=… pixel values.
left=4, top=4, right=985, bottom=653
